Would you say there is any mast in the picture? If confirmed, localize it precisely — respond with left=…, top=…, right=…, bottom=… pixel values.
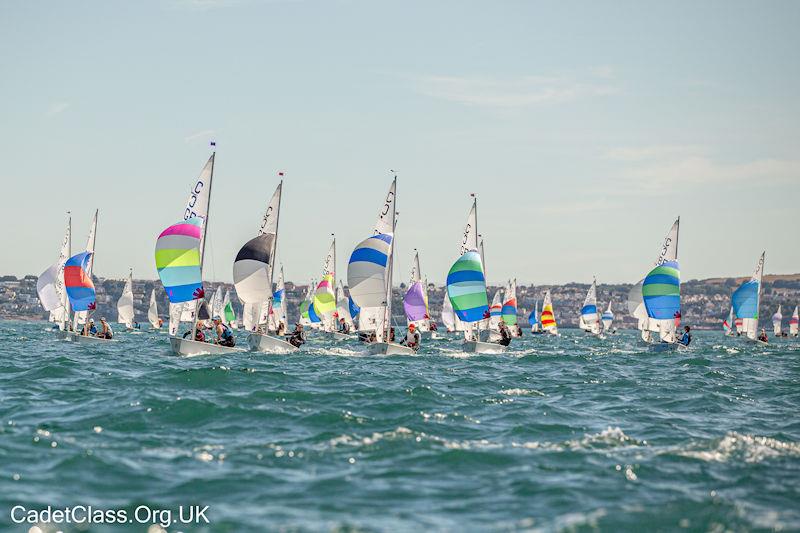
left=63, top=212, right=72, bottom=330
left=192, top=150, right=215, bottom=335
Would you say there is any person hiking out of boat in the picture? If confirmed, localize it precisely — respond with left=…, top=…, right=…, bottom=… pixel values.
left=758, top=329, right=769, bottom=343
left=288, top=323, right=306, bottom=348
left=497, top=322, right=512, bottom=346
left=97, top=317, right=113, bottom=339
left=212, top=316, right=235, bottom=347
left=401, top=323, right=421, bottom=351
left=679, top=326, right=692, bottom=346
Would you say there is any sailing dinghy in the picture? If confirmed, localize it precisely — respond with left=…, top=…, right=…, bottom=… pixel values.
left=314, top=237, right=350, bottom=341
left=528, top=299, right=543, bottom=334
left=540, top=290, right=559, bottom=336
left=446, top=195, right=504, bottom=353
left=601, top=301, right=615, bottom=334
left=348, top=177, right=415, bottom=355
left=236, top=179, right=297, bottom=353
left=789, top=306, right=799, bottom=337
left=579, top=277, right=603, bottom=337
left=404, top=249, right=434, bottom=339
left=732, top=252, right=766, bottom=344
left=158, top=151, right=244, bottom=356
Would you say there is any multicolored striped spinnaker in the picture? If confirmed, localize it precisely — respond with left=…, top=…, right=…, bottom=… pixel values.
left=155, top=218, right=204, bottom=303
left=446, top=251, right=489, bottom=322
left=502, top=293, right=518, bottom=325
left=541, top=291, right=557, bottom=331
left=642, top=260, right=681, bottom=320
left=64, top=251, right=96, bottom=311
left=313, top=273, right=336, bottom=315
left=347, top=234, right=392, bottom=309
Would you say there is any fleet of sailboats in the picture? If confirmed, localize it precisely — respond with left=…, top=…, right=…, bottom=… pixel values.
left=34, top=150, right=795, bottom=355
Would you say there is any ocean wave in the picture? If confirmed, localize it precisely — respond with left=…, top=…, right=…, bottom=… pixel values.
left=677, top=432, right=800, bottom=463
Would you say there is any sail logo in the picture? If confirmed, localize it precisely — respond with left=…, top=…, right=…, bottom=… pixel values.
left=184, top=180, right=206, bottom=220
left=460, top=223, right=472, bottom=255
left=258, top=206, right=273, bottom=235
left=656, top=237, right=672, bottom=265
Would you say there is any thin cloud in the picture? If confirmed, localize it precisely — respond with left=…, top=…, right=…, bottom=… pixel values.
left=46, top=102, right=70, bottom=117
left=409, top=72, right=618, bottom=108
left=605, top=145, right=800, bottom=194
left=184, top=129, right=216, bottom=144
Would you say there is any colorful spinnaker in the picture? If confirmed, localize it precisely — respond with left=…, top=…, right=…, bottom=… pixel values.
left=404, top=250, right=431, bottom=331
left=540, top=290, right=557, bottom=334
left=790, top=306, right=799, bottom=336
left=64, top=251, right=96, bottom=312
left=155, top=217, right=204, bottom=303
left=313, top=238, right=337, bottom=331
left=528, top=299, right=539, bottom=331
left=502, top=279, right=518, bottom=327
left=732, top=252, right=765, bottom=340
left=579, top=278, right=600, bottom=334
left=601, top=301, right=614, bottom=332
left=446, top=250, right=489, bottom=323
left=772, top=305, right=782, bottom=336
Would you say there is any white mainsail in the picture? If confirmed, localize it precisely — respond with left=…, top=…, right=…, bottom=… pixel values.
left=790, top=305, right=799, bottom=336
left=38, top=215, right=72, bottom=327
left=116, top=269, right=135, bottom=328
left=772, top=305, right=782, bottom=336
left=148, top=289, right=160, bottom=329
left=736, top=252, right=765, bottom=340
left=336, top=281, right=356, bottom=330
left=441, top=292, right=456, bottom=332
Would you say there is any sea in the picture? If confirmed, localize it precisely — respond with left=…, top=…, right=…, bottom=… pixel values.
left=1, top=321, right=798, bottom=532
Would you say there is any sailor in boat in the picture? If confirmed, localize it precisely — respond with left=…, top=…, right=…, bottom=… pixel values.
left=83, top=318, right=98, bottom=336
left=400, top=323, right=421, bottom=351
left=678, top=326, right=692, bottom=346
left=157, top=318, right=164, bottom=328
left=338, top=318, right=351, bottom=334
left=288, top=323, right=306, bottom=348
left=183, top=324, right=206, bottom=342
left=212, top=316, right=235, bottom=347
left=133, top=321, right=141, bottom=330
left=497, top=322, right=512, bottom=347
left=514, top=324, right=523, bottom=337
left=758, top=329, right=769, bottom=343
left=389, top=327, right=396, bottom=342
left=276, top=321, right=287, bottom=337
left=97, top=317, right=113, bottom=339
left=429, top=321, right=438, bottom=332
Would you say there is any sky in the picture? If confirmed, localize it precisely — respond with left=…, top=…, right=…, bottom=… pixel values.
left=1, top=0, right=798, bottom=285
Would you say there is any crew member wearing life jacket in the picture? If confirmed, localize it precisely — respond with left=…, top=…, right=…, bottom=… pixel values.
left=213, top=316, right=235, bottom=347
left=497, top=322, right=512, bottom=346
left=289, top=323, right=306, bottom=348
left=401, top=323, right=421, bottom=351
left=678, top=325, right=692, bottom=346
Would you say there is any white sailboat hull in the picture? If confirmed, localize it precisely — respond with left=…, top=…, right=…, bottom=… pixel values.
left=366, top=342, right=416, bottom=355
left=169, top=336, right=245, bottom=356
left=65, top=332, right=116, bottom=344
left=247, top=333, right=298, bottom=353
left=463, top=340, right=507, bottom=353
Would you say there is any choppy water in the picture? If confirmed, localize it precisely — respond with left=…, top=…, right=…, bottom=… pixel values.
left=1, top=321, right=799, bottom=532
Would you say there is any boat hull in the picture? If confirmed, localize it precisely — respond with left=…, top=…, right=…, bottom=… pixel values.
left=463, top=340, right=507, bottom=353
left=65, top=332, right=115, bottom=344
left=169, top=336, right=244, bottom=356
left=247, top=333, right=298, bottom=353
left=366, top=342, right=416, bottom=355
left=648, top=342, right=689, bottom=353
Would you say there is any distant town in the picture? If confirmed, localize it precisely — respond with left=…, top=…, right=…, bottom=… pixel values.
left=2, top=273, right=798, bottom=329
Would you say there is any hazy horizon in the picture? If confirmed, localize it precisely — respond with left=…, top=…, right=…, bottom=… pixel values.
left=2, top=1, right=798, bottom=285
